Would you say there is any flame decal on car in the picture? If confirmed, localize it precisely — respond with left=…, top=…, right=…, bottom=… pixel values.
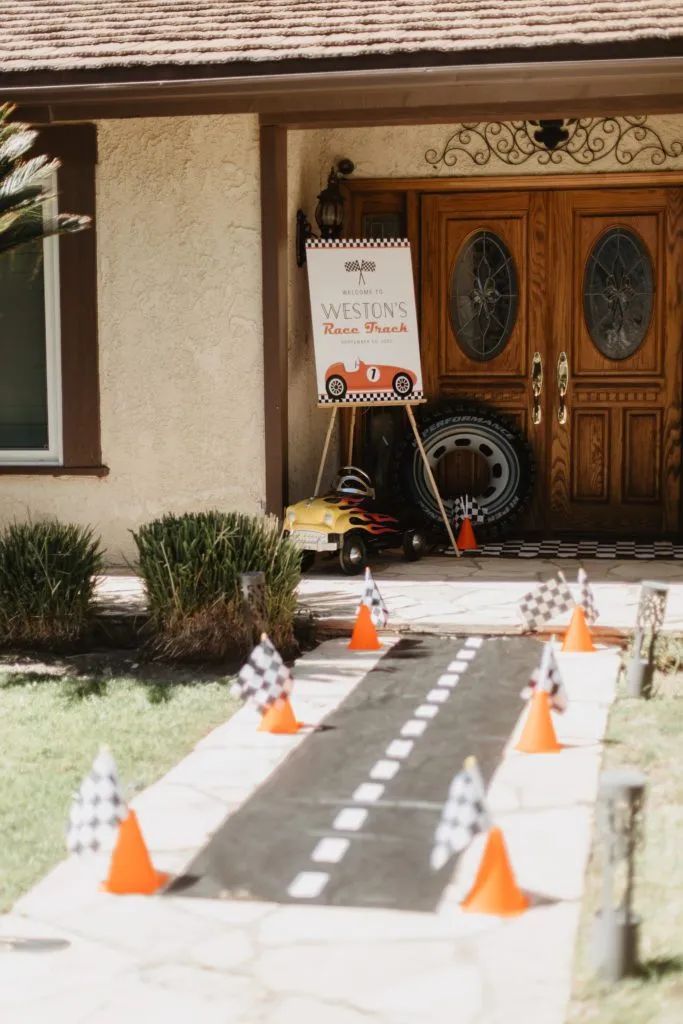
left=348, top=511, right=400, bottom=535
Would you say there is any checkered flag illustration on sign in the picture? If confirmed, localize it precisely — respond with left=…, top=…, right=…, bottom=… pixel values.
left=344, top=258, right=376, bottom=286
left=577, top=568, right=599, bottom=624
left=519, top=572, right=575, bottom=630
left=453, top=495, right=486, bottom=529
left=66, top=746, right=127, bottom=855
left=430, top=756, right=491, bottom=870
left=360, top=566, right=388, bottom=628
left=524, top=639, right=568, bottom=713
left=231, top=634, right=293, bottom=714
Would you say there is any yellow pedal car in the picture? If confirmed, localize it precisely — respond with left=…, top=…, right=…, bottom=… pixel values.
left=284, top=467, right=429, bottom=575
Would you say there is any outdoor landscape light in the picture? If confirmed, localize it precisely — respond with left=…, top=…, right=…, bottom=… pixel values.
left=296, top=158, right=355, bottom=266
left=239, top=570, right=267, bottom=642
left=592, top=768, right=647, bottom=982
left=626, top=580, right=669, bottom=697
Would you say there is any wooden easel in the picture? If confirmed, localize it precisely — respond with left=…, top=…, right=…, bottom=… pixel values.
left=314, top=400, right=460, bottom=557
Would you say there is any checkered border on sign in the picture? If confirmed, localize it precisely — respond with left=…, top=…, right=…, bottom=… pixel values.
left=306, top=238, right=410, bottom=248
left=319, top=389, right=424, bottom=404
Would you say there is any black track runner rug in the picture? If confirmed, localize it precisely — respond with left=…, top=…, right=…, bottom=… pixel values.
left=168, top=636, right=540, bottom=913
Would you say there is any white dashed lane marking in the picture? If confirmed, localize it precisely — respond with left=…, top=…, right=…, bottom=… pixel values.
left=386, top=738, right=414, bottom=758
left=401, top=719, right=428, bottom=738
left=426, top=688, right=450, bottom=703
left=311, top=837, right=350, bottom=864
left=287, top=871, right=330, bottom=898
left=370, top=759, right=401, bottom=780
left=414, top=704, right=440, bottom=720
left=286, top=638, right=483, bottom=899
left=333, top=807, right=368, bottom=831
left=352, top=782, right=385, bottom=803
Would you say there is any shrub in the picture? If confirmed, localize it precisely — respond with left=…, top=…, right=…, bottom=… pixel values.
left=133, top=511, right=302, bottom=661
left=0, top=520, right=104, bottom=647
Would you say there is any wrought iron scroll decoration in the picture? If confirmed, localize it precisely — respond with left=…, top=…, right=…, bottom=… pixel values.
left=425, top=116, right=683, bottom=170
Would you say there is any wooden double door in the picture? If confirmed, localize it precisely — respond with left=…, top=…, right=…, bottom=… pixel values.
left=422, top=186, right=683, bottom=536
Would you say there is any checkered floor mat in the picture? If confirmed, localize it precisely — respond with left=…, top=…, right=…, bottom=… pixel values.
left=457, top=539, right=683, bottom=559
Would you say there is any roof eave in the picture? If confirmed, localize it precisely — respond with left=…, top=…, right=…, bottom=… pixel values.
left=4, top=51, right=683, bottom=126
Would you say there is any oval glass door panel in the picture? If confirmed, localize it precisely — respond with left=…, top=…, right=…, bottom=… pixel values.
left=583, top=227, right=654, bottom=360
left=449, top=230, right=518, bottom=361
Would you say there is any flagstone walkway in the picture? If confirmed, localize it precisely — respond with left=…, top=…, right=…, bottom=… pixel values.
left=96, top=555, right=683, bottom=637
left=0, top=636, right=620, bottom=1024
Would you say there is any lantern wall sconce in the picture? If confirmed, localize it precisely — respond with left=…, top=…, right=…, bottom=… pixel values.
left=296, top=158, right=355, bottom=267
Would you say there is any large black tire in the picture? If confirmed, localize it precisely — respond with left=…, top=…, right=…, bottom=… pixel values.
left=395, top=401, right=535, bottom=537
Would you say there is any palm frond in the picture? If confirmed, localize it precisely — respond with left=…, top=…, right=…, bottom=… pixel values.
left=0, top=156, right=55, bottom=199
left=0, top=184, right=44, bottom=216
left=0, top=212, right=91, bottom=255
left=0, top=103, right=90, bottom=257
left=0, top=129, right=38, bottom=168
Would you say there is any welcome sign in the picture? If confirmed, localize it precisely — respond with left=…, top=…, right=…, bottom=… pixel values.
left=305, top=238, right=424, bottom=405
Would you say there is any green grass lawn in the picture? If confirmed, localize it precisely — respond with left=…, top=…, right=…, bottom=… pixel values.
left=568, top=655, right=683, bottom=1024
left=0, top=658, right=237, bottom=912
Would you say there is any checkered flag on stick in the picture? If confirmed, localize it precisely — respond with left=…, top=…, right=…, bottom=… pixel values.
left=453, top=495, right=486, bottom=529
left=519, top=572, right=575, bottom=630
left=522, top=638, right=568, bottom=712
left=66, top=746, right=127, bottom=855
left=360, top=567, right=388, bottom=628
left=430, top=756, right=490, bottom=870
left=577, top=568, right=599, bottom=624
left=231, top=634, right=293, bottom=714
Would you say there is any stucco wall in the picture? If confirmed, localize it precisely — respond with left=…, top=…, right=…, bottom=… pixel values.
left=287, top=132, right=342, bottom=500
left=286, top=113, right=683, bottom=495
left=305, top=114, right=683, bottom=179
left=0, top=114, right=264, bottom=565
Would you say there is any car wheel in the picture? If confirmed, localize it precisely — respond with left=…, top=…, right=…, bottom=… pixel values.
left=392, top=372, right=413, bottom=397
left=326, top=375, right=347, bottom=400
left=395, top=401, right=535, bottom=538
left=299, top=550, right=316, bottom=572
left=402, top=529, right=427, bottom=561
left=339, top=533, right=367, bottom=575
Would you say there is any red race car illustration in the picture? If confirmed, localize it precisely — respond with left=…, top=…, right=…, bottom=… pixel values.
left=324, top=359, right=416, bottom=400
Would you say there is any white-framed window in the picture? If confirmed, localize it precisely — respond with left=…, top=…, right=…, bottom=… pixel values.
left=0, top=178, right=63, bottom=465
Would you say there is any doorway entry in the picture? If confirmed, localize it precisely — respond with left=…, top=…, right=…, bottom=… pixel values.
left=421, top=186, right=683, bottom=537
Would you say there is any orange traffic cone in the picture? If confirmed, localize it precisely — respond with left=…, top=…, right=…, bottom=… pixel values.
left=456, top=517, right=479, bottom=551
left=103, top=810, right=168, bottom=895
left=562, top=605, right=596, bottom=652
left=515, top=688, right=562, bottom=753
left=461, top=827, right=529, bottom=916
left=257, top=696, right=301, bottom=734
left=348, top=602, right=381, bottom=651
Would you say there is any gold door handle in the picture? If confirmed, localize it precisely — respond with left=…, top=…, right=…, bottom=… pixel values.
left=557, top=351, right=569, bottom=425
left=531, top=352, right=543, bottom=425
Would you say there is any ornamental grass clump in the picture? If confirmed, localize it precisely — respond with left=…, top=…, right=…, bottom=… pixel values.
left=133, top=511, right=302, bottom=661
left=0, top=520, right=104, bottom=647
